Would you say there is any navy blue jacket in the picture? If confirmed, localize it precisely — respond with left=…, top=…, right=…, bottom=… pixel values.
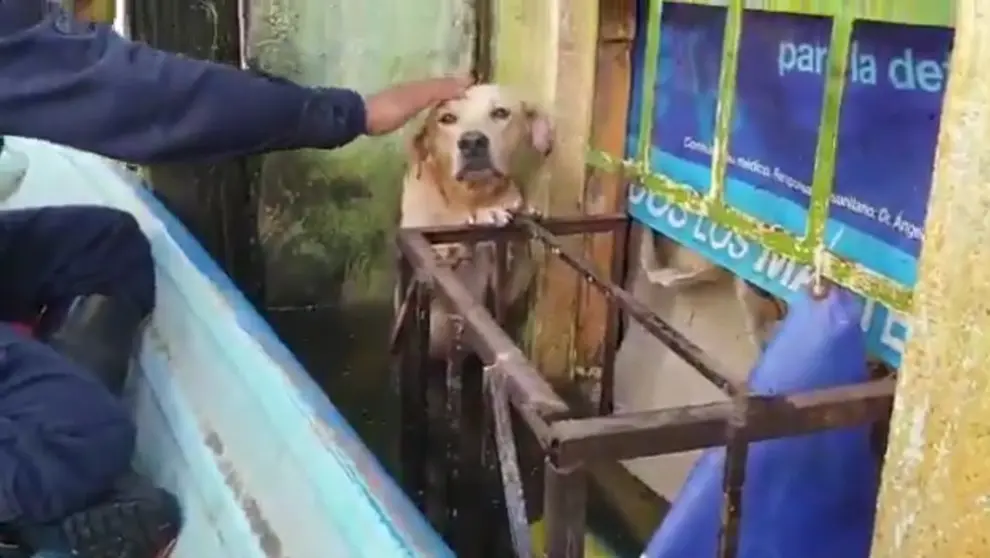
left=0, top=2, right=367, bottom=163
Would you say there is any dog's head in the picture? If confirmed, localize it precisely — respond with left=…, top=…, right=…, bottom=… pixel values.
left=411, top=84, right=553, bottom=185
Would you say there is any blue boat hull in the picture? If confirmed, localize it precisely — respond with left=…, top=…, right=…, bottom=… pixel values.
left=1, top=137, right=452, bottom=558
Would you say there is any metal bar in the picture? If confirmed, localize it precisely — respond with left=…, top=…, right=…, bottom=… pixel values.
left=549, top=377, right=895, bottom=466
left=398, top=275, right=431, bottom=507
left=635, top=0, right=664, bottom=168
left=389, top=279, right=416, bottom=353
left=598, top=218, right=630, bottom=415
left=716, top=15, right=754, bottom=522
left=661, top=0, right=956, bottom=27
left=413, top=213, right=628, bottom=245
left=803, top=12, right=854, bottom=255
left=396, top=231, right=568, bottom=445
left=584, top=157, right=914, bottom=313
left=718, top=392, right=749, bottom=558
left=707, top=0, right=744, bottom=204
left=488, top=368, right=533, bottom=558
left=516, top=216, right=745, bottom=396
left=543, top=459, right=589, bottom=558
left=457, top=353, right=487, bottom=557
left=493, top=240, right=509, bottom=326
left=425, top=341, right=448, bottom=528
left=444, top=319, right=469, bottom=551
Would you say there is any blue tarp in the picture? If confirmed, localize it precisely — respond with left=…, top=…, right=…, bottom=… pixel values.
left=643, top=289, right=880, bottom=558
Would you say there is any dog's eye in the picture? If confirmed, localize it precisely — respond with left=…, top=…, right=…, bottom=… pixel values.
left=438, top=113, right=458, bottom=125
left=490, top=107, right=511, bottom=120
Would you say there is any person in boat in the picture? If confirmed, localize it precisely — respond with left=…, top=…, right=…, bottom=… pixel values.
left=0, top=3, right=471, bottom=557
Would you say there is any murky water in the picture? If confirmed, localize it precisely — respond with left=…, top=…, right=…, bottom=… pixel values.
left=268, top=305, right=643, bottom=557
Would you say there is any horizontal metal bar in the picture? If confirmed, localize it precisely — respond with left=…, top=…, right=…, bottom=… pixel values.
left=586, top=149, right=914, bottom=313
left=549, top=377, right=895, bottom=465
left=408, top=214, right=628, bottom=245
left=396, top=230, right=570, bottom=445
left=664, top=0, right=955, bottom=27
left=517, top=216, right=746, bottom=396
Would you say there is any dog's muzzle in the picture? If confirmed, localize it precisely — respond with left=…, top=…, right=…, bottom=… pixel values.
left=455, top=131, right=501, bottom=181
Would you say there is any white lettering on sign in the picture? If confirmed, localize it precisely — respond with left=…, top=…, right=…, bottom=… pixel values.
left=626, top=183, right=910, bottom=367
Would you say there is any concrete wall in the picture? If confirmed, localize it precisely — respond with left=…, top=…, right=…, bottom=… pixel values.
left=245, top=0, right=475, bottom=457
left=871, top=2, right=990, bottom=554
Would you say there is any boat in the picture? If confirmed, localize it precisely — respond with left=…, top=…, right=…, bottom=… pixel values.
left=0, top=136, right=454, bottom=558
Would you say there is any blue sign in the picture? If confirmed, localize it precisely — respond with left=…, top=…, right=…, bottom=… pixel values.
left=626, top=3, right=954, bottom=367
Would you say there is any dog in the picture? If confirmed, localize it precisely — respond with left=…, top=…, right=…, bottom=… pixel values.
left=398, top=84, right=554, bottom=358
left=638, top=226, right=787, bottom=350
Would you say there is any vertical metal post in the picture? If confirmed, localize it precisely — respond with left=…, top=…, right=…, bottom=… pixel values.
left=803, top=12, right=853, bottom=255
left=708, top=0, right=743, bottom=204
left=543, top=458, right=588, bottom=558
left=442, top=320, right=478, bottom=554
left=425, top=334, right=449, bottom=530
left=599, top=219, right=630, bottom=415
left=452, top=352, right=486, bottom=556
left=398, top=268, right=431, bottom=510
left=488, top=369, right=533, bottom=558
left=717, top=396, right=749, bottom=558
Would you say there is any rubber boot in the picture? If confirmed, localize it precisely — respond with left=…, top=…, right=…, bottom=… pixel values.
left=18, top=477, right=181, bottom=558
left=29, top=296, right=182, bottom=558
left=38, top=295, right=146, bottom=396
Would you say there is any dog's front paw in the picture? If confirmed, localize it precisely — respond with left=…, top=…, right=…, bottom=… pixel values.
left=471, top=207, right=515, bottom=227
left=516, top=204, right=542, bottom=219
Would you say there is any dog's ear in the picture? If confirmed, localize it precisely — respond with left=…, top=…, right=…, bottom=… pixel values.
left=408, top=117, right=432, bottom=179
left=523, top=103, right=554, bottom=157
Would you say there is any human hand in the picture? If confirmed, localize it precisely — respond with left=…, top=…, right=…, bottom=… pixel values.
left=364, top=76, right=474, bottom=136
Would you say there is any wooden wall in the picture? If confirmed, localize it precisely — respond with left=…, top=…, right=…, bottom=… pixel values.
left=493, top=0, right=636, bottom=384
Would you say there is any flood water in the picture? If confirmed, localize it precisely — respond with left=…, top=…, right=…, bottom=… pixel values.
left=268, top=304, right=644, bottom=557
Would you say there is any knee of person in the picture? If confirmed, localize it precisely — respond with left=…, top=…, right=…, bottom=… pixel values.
left=95, top=208, right=155, bottom=312
left=7, top=399, right=136, bottom=523
left=100, top=208, right=148, bottom=248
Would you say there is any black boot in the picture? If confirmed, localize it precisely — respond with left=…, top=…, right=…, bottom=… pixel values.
left=30, top=295, right=182, bottom=557
left=38, top=294, right=147, bottom=396
left=18, top=478, right=182, bottom=558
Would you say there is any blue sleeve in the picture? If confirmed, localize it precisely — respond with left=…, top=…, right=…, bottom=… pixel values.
left=0, top=5, right=367, bottom=164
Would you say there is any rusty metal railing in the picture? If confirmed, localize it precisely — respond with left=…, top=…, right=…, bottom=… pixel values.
left=391, top=214, right=894, bottom=558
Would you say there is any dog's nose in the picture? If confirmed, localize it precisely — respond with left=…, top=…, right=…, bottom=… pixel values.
left=457, top=131, right=490, bottom=155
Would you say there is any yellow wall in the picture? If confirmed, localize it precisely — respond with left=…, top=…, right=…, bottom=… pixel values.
left=493, top=0, right=600, bottom=378
left=871, top=2, right=990, bottom=555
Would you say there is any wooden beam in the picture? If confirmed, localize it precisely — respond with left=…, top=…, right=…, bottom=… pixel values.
left=532, top=1, right=602, bottom=382
left=871, top=3, right=990, bottom=555
left=492, top=0, right=600, bottom=383
left=575, top=0, right=637, bottom=385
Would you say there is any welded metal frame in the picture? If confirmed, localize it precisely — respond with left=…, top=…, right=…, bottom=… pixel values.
left=392, top=214, right=894, bottom=558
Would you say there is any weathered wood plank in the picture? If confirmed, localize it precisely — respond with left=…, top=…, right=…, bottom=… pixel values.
left=575, top=0, right=637, bottom=382
left=494, top=0, right=601, bottom=382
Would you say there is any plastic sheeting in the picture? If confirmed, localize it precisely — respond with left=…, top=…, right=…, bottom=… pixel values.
left=644, top=288, right=879, bottom=558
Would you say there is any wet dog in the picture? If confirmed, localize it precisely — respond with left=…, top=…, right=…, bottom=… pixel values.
left=398, top=84, right=553, bottom=358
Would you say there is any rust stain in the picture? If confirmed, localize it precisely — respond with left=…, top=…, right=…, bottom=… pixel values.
left=206, top=430, right=285, bottom=558
left=204, top=430, right=225, bottom=456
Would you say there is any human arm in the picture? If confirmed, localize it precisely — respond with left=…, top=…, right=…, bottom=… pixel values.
left=0, top=4, right=469, bottom=164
